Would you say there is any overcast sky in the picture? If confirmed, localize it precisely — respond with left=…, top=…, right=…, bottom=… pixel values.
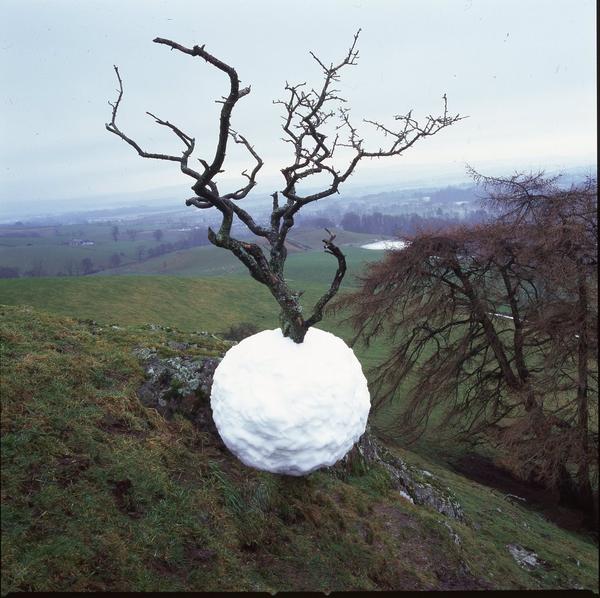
left=0, top=0, right=596, bottom=215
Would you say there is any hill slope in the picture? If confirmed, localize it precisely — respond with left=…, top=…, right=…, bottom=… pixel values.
left=1, top=305, right=597, bottom=592
left=0, top=276, right=281, bottom=332
left=0, top=275, right=391, bottom=374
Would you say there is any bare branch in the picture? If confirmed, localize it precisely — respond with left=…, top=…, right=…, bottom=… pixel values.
left=107, top=33, right=464, bottom=345
left=305, top=228, right=347, bottom=329
left=221, top=129, right=264, bottom=200
left=105, top=66, right=201, bottom=180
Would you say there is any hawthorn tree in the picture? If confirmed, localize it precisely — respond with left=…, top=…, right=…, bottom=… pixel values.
left=106, top=31, right=462, bottom=343
left=338, top=171, right=598, bottom=522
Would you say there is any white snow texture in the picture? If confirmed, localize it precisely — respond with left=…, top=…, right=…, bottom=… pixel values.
left=360, top=240, right=408, bottom=251
left=211, top=327, right=370, bottom=476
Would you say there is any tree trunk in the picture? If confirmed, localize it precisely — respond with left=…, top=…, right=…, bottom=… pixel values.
left=574, top=270, right=595, bottom=525
left=274, top=286, right=306, bottom=344
left=280, top=310, right=307, bottom=343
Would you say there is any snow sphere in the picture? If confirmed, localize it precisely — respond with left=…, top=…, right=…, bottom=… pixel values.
left=211, top=327, right=370, bottom=476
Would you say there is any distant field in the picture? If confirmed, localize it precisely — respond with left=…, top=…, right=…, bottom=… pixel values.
left=0, top=220, right=192, bottom=276
left=0, top=221, right=384, bottom=278
left=97, top=245, right=248, bottom=277
left=99, top=244, right=382, bottom=286
left=284, top=228, right=384, bottom=248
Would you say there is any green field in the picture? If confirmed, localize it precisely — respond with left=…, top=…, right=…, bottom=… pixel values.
left=0, top=221, right=383, bottom=279
left=0, top=274, right=389, bottom=373
left=0, top=276, right=283, bottom=332
left=98, top=245, right=381, bottom=285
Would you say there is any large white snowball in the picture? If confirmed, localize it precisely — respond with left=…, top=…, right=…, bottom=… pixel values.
left=210, top=327, right=370, bottom=476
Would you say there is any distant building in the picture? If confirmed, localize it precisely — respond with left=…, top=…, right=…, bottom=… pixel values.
left=68, top=239, right=95, bottom=247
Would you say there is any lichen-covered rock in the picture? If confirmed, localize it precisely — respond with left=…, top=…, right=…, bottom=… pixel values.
left=338, top=427, right=465, bottom=521
left=134, top=347, right=220, bottom=434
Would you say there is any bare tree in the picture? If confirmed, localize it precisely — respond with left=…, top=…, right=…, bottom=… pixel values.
left=338, top=172, right=598, bottom=522
left=107, top=31, right=462, bottom=342
left=63, top=258, right=80, bottom=277
left=80, top=257, right=95, bottom=275
left=152, top=229, right=164, bottom=243
left=26, top=259, right=46, bottom=278
left=108, top=253, right=122, bottom=268
left=111, top=225, right=120, bottom=242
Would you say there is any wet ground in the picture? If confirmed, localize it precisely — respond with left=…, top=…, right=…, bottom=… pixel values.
left=450, top=453, right=595, bottom=537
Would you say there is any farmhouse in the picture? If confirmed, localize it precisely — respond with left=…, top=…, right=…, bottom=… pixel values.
left=68, top=239, right=95, bottom=247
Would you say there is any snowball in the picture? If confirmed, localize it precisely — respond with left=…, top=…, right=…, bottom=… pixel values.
left=210, top=327, right=370, bottom=476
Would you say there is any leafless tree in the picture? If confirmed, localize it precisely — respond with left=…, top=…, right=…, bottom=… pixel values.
left=107, top=31, right=462, bottom=342
left=27, top=259, right=46, bottom=278
left=108, top=253, right=122, bottom=269
left=63, top=258, right=80, bottom=277
left=80, top=257, right=94, bottom=275
left=338, top=172, right=598, bottom=523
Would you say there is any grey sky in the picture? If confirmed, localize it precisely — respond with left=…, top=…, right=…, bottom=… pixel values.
left=0, top=0, right=596, bottom=214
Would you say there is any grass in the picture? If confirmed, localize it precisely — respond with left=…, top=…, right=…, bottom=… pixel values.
left=0, top=274, right=391, bottom=408
left=0, top=274, right=481, bottom=451
left=1, top=304, right=597, bottom=592
left=0, top=276, right=282, bottom=332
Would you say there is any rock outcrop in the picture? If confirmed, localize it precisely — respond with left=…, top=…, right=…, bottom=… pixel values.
left=134, top=347, right=220, bottom=436
left=340, top=427, right=465, bottom=521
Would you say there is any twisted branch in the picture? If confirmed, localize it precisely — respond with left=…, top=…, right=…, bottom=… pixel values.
left=106, top=32, right=463, bottom=343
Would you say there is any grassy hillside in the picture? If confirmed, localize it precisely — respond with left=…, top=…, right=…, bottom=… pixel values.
left=0, top=276, right=281, bottom=332
left=0, top=274, right=592, bottom=480
left=1, top=305, right=597, bottom=592
left=0, top=275, right=391, bottom=396
left=0, top=275, right=488, bottom=449
left=0, top=275, right=549, bottom=463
